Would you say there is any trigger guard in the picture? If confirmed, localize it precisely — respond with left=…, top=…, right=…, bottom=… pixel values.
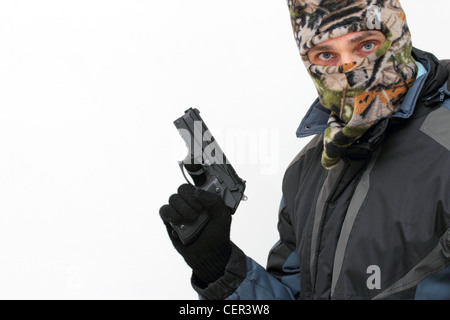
left=178, top=161, right=194, bottom=186
left=178, top=161, right=206, bottom=187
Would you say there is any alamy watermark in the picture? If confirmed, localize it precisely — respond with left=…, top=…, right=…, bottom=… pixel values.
left=173, top=121, right=280, bottom=176
left=367, top=5, right=382, bottom=30
left=366, top=265, right=381, bottom=290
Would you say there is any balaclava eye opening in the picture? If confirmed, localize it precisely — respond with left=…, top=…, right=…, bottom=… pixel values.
left=288, top=0, right=417, bottom=169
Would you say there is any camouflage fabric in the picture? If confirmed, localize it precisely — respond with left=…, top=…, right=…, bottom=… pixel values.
left=288, top=0, right=417, bottom=169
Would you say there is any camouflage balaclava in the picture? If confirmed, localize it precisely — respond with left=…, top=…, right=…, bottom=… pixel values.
left=288, top=0, right=417, bottom=169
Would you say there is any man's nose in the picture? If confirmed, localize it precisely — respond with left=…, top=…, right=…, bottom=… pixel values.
left=340, top=52, right=359, bottom=66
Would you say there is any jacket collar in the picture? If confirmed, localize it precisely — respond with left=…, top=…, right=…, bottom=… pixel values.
left=296, top=48, right=443, bottom=138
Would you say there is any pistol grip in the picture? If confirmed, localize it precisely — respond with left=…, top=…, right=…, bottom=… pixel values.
left=171, top=209, right=210, bottom=245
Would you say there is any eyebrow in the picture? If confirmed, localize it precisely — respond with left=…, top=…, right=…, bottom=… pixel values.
left=310, top=44, right=333, bottom=53
left=350, top=31, right=381, bottom=44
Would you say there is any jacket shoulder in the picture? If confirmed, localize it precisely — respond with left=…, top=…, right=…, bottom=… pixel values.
left=286, top=134, right=323, bottom=170
left=420, top=104, right=450, bottom=152
left=282, top=134, right=326, bottom=206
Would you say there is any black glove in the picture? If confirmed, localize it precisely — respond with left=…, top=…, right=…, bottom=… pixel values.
left=159, top=184, right=232, bottom=284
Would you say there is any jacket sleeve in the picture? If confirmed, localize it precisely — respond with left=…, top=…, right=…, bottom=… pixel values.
left=191, top=197, right=301, bottom=300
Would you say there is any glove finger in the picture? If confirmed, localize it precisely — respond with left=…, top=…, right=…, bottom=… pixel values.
left=168, top=193, right=198, bottom=223
left=159, top=204, right=183, bottom=225
left=177, top=184, right=202, bottom=211
left=194, top=188, right=224, bottom=209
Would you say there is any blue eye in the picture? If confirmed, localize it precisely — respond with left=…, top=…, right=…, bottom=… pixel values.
left=362, top=42, right=375, bottom=51
left=319, top=52, right=332, bottom=61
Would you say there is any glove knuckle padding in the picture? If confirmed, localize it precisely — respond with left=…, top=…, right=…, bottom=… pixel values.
left=167, top=193, right=197, bottom=223
left=177, top=183, right=195, bottom=196
left=159, top=204, right=181, bottom=225
left=178, top=184, right=202, bottom=212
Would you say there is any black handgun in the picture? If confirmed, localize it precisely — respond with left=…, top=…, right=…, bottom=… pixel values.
left=173, top=108, right=247, bottom=245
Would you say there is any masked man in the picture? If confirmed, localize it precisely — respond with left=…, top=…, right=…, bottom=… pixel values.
left=160, top=0, right=450, bottom=299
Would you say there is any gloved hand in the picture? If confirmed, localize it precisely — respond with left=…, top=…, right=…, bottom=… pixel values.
left=159, top=184, right=232, bottom=284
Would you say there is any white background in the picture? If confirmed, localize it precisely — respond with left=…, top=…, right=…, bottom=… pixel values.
left=0, top=1, right=448, bottom=300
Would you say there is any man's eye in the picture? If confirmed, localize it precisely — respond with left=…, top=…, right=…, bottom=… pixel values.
left=318, top=52, right=333, bottom=61
left=361, top=42, right=375, bottom=52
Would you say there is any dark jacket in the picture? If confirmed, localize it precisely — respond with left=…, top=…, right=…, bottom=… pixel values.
left=193, top=48, right=450, bottom=300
